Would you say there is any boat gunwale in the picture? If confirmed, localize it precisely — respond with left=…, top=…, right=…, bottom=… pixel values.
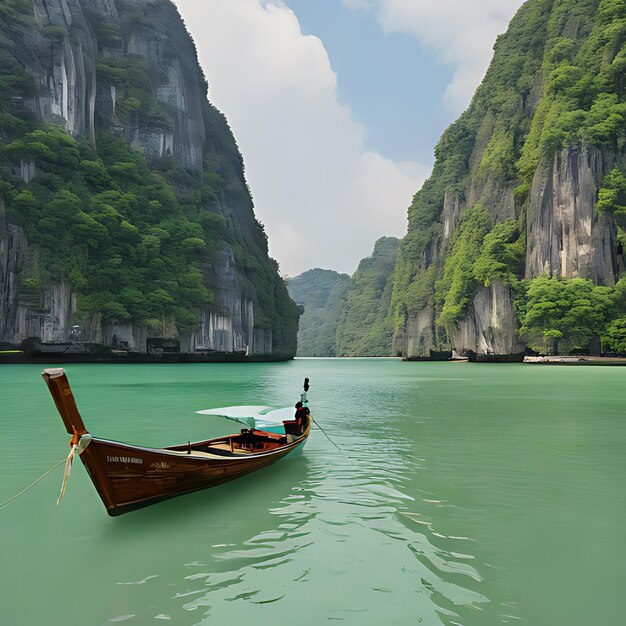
left=90, top=425, right=310, bottom=462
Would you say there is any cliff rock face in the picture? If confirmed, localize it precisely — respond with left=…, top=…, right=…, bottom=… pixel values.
left=393, top=305, right=435, bottom=358
left=0, top=0, right=298, bottom=356
left=451, top=281, right=524, bottom=356
left=184, top=249, right=266, bottom=355
left=30, top=0, right=99, bottom=140
left=526, top=145, right=618, bottom=284
left=392, top=0, right=626, bottom=358
left=0, top=199, right=27, bottom=343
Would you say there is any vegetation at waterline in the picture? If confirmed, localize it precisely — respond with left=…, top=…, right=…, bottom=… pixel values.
left=518, top=276, right=626, bottom=354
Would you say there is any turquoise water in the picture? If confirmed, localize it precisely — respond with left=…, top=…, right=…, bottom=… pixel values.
left=1, top=359, right=625, bottom=625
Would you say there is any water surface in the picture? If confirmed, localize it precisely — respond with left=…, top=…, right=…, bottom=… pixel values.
left=1, top=360, right=624, bottom=625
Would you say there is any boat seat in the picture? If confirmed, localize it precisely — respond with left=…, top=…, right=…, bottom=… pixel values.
left=283, top=420, right=299, bottom=435
left=239, top=428, right=287, bottom=443
left=253, top=430, right=286, bottom=441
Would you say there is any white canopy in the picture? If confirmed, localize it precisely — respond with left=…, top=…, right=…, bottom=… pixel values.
left=196, top=405, right=296, bottom=430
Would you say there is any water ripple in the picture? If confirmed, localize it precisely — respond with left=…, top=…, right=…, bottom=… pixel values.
left=163, top=424, right=490, bottom=625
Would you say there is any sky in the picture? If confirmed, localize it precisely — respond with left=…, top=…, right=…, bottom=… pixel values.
left=172, top=0, right=525, bottom=277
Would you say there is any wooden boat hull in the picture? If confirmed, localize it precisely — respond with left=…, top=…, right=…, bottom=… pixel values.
left=42, top=368, right=310, bottom=516
left=79, top=436, right=308, bottom=516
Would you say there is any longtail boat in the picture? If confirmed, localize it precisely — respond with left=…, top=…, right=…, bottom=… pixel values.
left=42, top=369, right=312, bottom=516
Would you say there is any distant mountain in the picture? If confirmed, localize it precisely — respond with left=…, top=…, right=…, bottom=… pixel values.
left=336, top=237, right=399, bottom=356
left=287, top=269, right=350, bottom=356
left=289, top=237, right=400, bottom=357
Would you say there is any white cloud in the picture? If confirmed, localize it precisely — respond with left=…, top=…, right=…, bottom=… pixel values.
left=344, top=0, right=525, bottom=111
left=172, top=0, right=429, bottom=276
left=341, top=0, right=375, bottom=11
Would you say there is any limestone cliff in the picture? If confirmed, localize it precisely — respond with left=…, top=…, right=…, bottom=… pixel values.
left=525, top=145, right=618, bottom=284
left=392, top=0, right=626, bottom=358
left=0, top=0, right=298, bottom=357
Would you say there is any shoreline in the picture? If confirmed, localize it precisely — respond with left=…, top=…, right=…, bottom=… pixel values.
left=523, top=356, right=626, bottom=366
left=0, top=352, right=294, bottom=365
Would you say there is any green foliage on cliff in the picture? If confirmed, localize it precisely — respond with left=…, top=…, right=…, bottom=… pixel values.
left=96, top=55, right=174, bottom=128
left=287, top=269, right=351, bottom=357
left=1, top=127, right=215, bottom=328
left=432, top=210, right=526, bottom=333
left=0, top=2, right=35, bottom=140
left=435, top=206, right=491, bottom=331
left=598, top=167, right=626, bottom=228
left=474, top=219, right=526, bottom=287
left=336, top=237, right=400, bottom=356
left=518, top=0, right=626, bottom=175
left=402, top=265, right=437, bottom=321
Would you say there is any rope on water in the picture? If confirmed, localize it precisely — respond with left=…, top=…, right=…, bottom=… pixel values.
left=312, top=417, right=342, bottom=452
left=0, top=457, right=67, bottom=510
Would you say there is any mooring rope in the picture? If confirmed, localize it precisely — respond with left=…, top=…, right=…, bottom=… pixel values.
left=311, top=417, right=342, bottom=452
left=56, top=445, right=77, bottom=505
left=0, top=457, right=67, bottom=510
